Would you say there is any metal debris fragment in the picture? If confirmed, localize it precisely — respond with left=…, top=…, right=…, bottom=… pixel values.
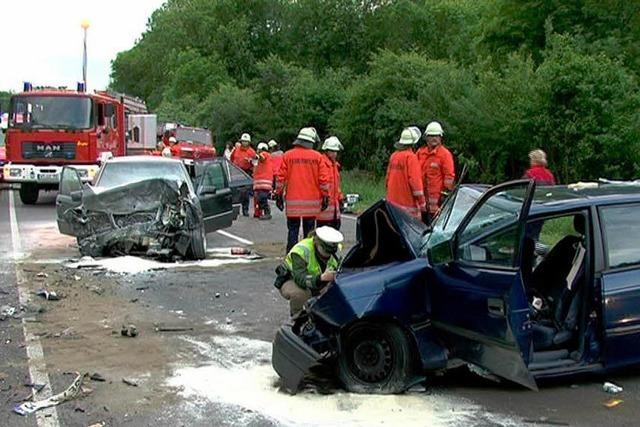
left=13, top=373, right=84, bottom=416
left=36, top=289, right=59, bottom=301
left=121, top=324, right=138, bottom=338
left=122, top=378, right=138, bottom=387
left=603, top=382, right=623, bottom=394
left=604, top=399, right=623, bottom=409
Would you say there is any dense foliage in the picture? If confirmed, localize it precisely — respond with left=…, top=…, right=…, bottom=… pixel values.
left=111, top=0, right=640, bottom=183
left=0, top=91, right=11, bottom=115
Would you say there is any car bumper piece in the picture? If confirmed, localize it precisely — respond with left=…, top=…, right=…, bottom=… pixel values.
left=272, top=325, right=322, bottom=395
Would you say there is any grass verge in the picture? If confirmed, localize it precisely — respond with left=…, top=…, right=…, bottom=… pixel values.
left=341, top=169, right=385, bottom=213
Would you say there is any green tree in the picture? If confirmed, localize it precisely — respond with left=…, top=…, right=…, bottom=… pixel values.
left=532, top=35, right=640, bottom=181
left=331, top=50, right=475, bottom=175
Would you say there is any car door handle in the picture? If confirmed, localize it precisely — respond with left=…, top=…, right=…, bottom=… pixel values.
left=487, top=298, right=505, bottom=317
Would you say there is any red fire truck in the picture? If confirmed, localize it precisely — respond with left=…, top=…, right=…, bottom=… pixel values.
left=3, top=83, right=146, bottom=204
left=159, top=123, right=216, bottom=162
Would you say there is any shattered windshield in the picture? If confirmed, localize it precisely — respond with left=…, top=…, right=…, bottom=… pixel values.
left=421, top=186, right=484, bottom=254
left=9, top=96, right=93, bottom=130
left=96, top=161, right=192, bottom=192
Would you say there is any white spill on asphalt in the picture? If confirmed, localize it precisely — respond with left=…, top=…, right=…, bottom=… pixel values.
left=167, top=336, right=523, bottom=427
left=64, top=253, right=261, bottom=274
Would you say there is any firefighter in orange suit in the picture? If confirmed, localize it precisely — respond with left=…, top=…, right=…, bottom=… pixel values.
left=252, top=142, right=273, bottom=220
left=416, top=121, right=455, bottom=218
left=385, top=127, right=427, bottom=220
left=275, top=127, right=330, bottom=252
left=230, top=133, right=256, bottom=216
left=316, top=136, right=344, bottom=231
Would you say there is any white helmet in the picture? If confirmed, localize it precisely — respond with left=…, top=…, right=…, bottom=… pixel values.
left=424, top=121, right=444, bottom=137
left=267, top=139, right=278, bottom=148
left=322, top=136, right=343, bottom=152
left=161, top=147, right=172, bottom=157
left=294, top=127, right=320, bottom=148
left=315, top=226, right=344, bottom=254
left=168, top=136, right=177, bottom=144
left=257, top=142, right=269, bottom=151
left=240, top=133, right=251, bottom=143
left=397, top=127, right=420, bottom=146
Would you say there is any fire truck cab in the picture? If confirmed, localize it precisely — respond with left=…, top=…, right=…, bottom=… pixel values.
left=3, top=82, right=133, bottom=204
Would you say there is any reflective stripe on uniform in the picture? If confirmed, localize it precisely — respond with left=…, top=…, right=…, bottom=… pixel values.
left=253, top=179, right=273, bottom=191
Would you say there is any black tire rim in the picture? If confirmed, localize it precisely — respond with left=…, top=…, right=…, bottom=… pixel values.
left=348, top=330, right=394, bottom=383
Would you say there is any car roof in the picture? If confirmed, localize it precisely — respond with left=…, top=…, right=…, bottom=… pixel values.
left=105, top=155, right=183, bottom=165
left=530, top=183, right=640, bottom=214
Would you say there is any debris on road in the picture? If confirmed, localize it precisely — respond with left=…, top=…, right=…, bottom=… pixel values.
left=523, top=418, right=570, bottom=426
left=230, top=247, right=251, bottom=255
left=215, top=292, right=221, bottom=298
left=13, top=373, right=84, bottom=416
left=122, top=378, right=139, bottom=387
left=90, top=373, right=106, bottom=382
left=155, top=325, right=194, bottom=332
left=35, top=289, right=60, bottom=301
left=1, top=305, right=16, bottom=320
left=36, top=272, right=48, bottom=279
left=603, top=382, right=623, bottom=394
left=23, top=383, right=45, bottom=393
left=87, top=422, right=106, bottom=427
left=136, top=286, right=150, bottom=291
left=121, top=324, right=139, bottom=338
left=89, top=285, right=104, bottom=295
left=603, top=398, right=623, bottom=409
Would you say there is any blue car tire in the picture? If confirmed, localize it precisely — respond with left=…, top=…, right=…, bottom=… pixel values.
left=338, top=322, right=414, bottom=394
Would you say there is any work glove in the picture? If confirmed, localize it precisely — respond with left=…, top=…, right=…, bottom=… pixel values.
left=275, top=194, right=285, bottom=211
left=321, top=196, right=330, bottom=212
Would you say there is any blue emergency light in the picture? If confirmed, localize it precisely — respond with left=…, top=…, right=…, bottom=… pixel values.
left=23, top=82, right=33, bottom=92
left=77, top=82, right=86, bottom=92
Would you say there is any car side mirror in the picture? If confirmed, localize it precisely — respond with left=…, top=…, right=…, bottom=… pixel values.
left=428, top=239, right=455, bottom=266
left=70, top=190, right=83, bottom=202
left=199, top=185, right=217, bottom=196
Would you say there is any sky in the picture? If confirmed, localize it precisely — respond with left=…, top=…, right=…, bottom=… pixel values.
left=0, top=0, right=166, bottom=92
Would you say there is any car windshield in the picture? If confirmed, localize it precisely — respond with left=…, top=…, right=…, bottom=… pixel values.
left=421, top=186, right=484, bottom=254
left=175, top=128, right=211, bottom=146
left=96, top=161, right=192, bottom=191
left=9, top=96, right=93, bottom=130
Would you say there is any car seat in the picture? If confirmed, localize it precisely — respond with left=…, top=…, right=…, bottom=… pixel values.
left=531, top=215, right=586, bottom=351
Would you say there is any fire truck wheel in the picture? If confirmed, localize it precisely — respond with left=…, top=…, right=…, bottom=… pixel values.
left=19, top=183, right=40, bottom=205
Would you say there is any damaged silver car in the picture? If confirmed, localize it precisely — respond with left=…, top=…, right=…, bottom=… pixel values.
left=56, top=156, right=235, bottom=260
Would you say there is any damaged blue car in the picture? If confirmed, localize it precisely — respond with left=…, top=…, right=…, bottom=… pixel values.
left=272, top=180, right=640, bottom=394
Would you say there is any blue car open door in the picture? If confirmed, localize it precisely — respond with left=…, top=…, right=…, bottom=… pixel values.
left=427, top=180, right=537, bottom=389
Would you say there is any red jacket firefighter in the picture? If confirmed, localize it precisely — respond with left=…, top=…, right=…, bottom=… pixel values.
left=417, top=121, right=455, bottom=215
left=276, top=134, right=330, bottom=218
left=317, top=137, right=344, bottom=223
left=386, top=128, right=426, bottom=219
left=268, top=140, right=284, bottom=179
left=253, top=150, right=274, bottom=191
left=231, top=133, right=257, bottom=174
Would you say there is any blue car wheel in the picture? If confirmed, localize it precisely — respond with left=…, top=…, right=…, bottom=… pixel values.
left=338, top=322, right=414, bottom=394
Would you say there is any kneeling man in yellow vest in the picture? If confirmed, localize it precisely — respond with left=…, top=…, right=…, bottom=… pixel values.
left=275, top=226, right=344, bottom=316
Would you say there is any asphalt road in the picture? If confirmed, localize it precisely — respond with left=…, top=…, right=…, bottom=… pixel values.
left=1, top=186, right=639, bottom=427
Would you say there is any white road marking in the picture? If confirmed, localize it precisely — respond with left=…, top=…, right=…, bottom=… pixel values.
left=9, top=191, right=60, bottom=426
left=216, top=229, right=254, bottom=245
